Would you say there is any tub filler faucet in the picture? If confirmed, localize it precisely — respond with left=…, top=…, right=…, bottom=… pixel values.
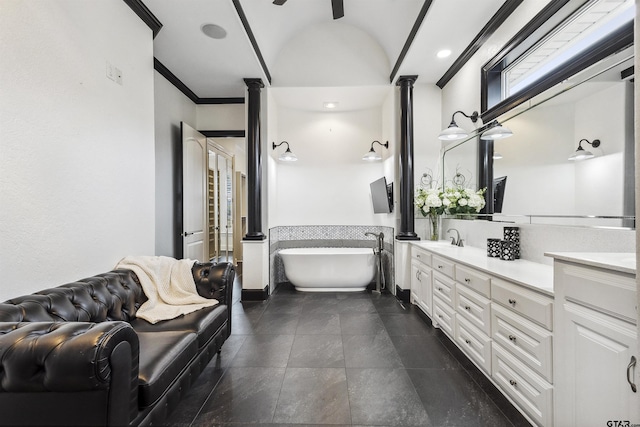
left=365, top=232, right=385, bottom=293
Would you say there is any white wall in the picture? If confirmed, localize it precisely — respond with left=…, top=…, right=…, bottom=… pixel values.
left=574, top=83, right=626, bottom=215
left=410, top=83, right=444, bottom=237
left=154, top=72, right=197, bottom=257
left=494, top=104, right=576, bottom=215
left=270, top=105, right=393, bottom=226
left=197, top=104, right=245, bottom=130
left=0, top=1, right=155, bottom=300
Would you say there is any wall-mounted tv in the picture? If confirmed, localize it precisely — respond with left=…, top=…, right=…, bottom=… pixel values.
left=493, top=176, right=507, bottom=213
left=370, top=177, right=393, bottom=214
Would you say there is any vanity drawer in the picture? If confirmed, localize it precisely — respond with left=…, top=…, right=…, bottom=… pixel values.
left=492, top=304, right=553, bottom=383
left=433, top=295, right=456, bottom=338
left=455, top=283, right=491, bottom=335
left=432, top=255, right=454, bottom=279
left=432, top=272, right=455, bottom=308
left=492, top=344, right=553, bottom=427
left=492, top=278, right=553, bottom=330
left=455, top=264, right=491, bottom=298
left=557, top=261, right=636, bottom=323
left=455, top=315, right=491, bottom=374
left=411, top=246, right=432, bottom=267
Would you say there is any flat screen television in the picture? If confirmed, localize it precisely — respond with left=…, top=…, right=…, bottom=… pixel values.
left=370, top=177, right=393, bottom=214
left=493, top=176, right=507, bottom=213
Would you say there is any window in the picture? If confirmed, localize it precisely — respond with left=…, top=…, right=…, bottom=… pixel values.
left=481, top=0, right=634, bottom=122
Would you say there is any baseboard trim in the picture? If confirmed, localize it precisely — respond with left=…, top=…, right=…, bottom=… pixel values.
left=395, top=285, right=410, bottom=302
left=241, top=286, right=269, bottom=301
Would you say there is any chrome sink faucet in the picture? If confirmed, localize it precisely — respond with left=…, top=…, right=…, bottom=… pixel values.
left=447, top=228, right=464, bottom=247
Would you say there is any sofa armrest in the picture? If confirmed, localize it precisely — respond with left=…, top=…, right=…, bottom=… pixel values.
left=192, top=262, right=235, bottom=306
left=0, top=321, right=139, bottom=426
left=192, top=261, right=235, bottom=336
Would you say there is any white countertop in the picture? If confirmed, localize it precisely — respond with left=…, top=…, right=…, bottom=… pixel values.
left=411, top=241, right=555, bottom=296
left=544, top=252, right=636, bottom=276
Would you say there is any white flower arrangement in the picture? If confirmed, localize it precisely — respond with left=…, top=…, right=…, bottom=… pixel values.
left=414, top=187, right=445, bottom=217
left=443, top=186, right=486, bottom=215
left=415, top=186, right=486, bottom=217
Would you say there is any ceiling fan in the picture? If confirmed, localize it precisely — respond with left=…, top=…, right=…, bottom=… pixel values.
left=273, top=0, right=345, bottom=20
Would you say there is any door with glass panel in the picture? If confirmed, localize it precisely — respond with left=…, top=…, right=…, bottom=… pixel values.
left=207, top=143, right=234, bottom=263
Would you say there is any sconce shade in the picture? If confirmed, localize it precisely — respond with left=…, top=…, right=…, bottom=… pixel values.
left=493, top=151, right=503, bottom=160
left=568, top=139, right=600, bottom=161
left=438, top=110, right=479, bottom=141
left=362, top=140, right=388, bottom=161
left=481, top=121, right=513, bottom=140
left=438, top=125, right=469, bottom=141
left=272, top=141, right=298, bottom=162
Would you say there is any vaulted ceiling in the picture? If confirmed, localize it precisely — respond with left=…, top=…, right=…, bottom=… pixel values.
left=147, top=0, right=515, bottom=102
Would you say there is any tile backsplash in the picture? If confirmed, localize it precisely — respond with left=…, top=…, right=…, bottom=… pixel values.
left=417, top=217, right=635, bottom=265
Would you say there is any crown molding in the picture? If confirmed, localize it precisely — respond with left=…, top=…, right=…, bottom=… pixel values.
left=154, top=58, right=245, bottom=105
left=123, top=0, right=162, bottom=38
left=389, top=0, right=433, bottom=84
left=436, top=0, right=523, bottom=89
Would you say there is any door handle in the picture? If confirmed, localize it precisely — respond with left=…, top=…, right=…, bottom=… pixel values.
left=627, top=355, right=637, bottom=392
left=183, top=232, right=194, bottom=237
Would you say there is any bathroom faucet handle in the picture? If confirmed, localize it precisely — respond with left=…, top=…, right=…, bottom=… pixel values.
left=457, top=239, right=464, bottom=247
left=450, top=236, right=456, bottom=245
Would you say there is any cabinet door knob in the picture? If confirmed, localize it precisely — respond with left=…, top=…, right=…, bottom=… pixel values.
left=437, top=314, right=443, bottom=319
left=464, top=278, right=471, bottom=283
left=464, top=339, right=471, bottom=345
left=627, top=355, right=637, bottom=393
left=437, top=265, right=444, bottom=269
left=508, top=335, right=517, bottom=342
left=509, top=379, right=517, bottom=387
left=464, top=306, right=471, bottom=311
left=508, top=298, right=517, bottom=306
left=438, top=287, right=443, bottom=292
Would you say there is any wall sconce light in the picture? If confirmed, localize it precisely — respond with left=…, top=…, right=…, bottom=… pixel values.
left=272, top=141, right=297, bottom=162
left=493, top=151, right=503, bottom=160
left=362, top=140, right=389, bottom=161
left=480, top=120, right=513, bottom=140
left=568, top=138, right=600, bottom=161
left=438, top=110, right=479, bottom=141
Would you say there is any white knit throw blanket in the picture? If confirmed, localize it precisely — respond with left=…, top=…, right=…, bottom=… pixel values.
left=115, top=256, right=218, bottom=324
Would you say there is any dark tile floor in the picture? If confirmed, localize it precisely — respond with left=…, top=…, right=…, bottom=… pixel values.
left=166, top=278, right=531, bottom=427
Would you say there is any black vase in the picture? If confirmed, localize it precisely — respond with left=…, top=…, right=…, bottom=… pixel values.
left=500, top=240, right=516, bottom=261
left=503, top=227, right=520, bottom=259
left=487, top=238, right=501, bottom=258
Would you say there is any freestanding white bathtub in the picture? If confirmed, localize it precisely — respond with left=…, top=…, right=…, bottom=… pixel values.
left=279, top=247, right=376, bottom=292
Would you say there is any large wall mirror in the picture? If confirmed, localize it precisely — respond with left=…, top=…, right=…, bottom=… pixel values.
left=442, top=45, right=635, bottom=228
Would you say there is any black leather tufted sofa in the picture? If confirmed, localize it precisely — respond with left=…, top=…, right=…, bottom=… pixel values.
left=0, top=261, right=235, bottom=426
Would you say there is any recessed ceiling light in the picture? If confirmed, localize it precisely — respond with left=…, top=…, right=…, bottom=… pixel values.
left=437, top=49, right=452, bottom=59
left=323, top=101, right=339, bottom=109
left=201, top=23, right=227, bottom=39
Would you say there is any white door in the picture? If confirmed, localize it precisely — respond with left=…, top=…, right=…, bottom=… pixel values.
left=559, top=301, right=638, bottom=427
left=181, top=122, right=207, bottom=262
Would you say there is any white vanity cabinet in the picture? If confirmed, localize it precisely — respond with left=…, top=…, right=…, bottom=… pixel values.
left=432, top=255, right=457, bottom=337
left=410, top=247, right=432, bottom=316
left=551, top=256, right=638, bottom=427
left=409, top=242, right=555, bottom=426
left=454, top=264, right=492, bottom=373
left=490, top=278, right=554, bottom=427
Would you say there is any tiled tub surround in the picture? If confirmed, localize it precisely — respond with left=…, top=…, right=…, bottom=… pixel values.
left=415, top=217, right=635, bottom=265
left=270, top=225, right=394, bottom=293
